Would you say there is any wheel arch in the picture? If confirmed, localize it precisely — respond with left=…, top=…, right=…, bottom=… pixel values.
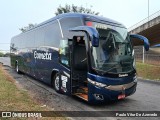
left=51, top=69, right=59, bottom=85
left=15, top=60, right=18, bottom=68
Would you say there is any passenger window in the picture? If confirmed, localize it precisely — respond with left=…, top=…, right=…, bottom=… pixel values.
left=44, top=21, right=61, bottom=48
left=60, top=17, right=82, bottom=38
left=59, top=40, right=70, bottom=67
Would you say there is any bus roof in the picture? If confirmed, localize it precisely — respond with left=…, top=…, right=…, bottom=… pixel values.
left=14, top=13, right=126, bottom=37
left=28, top=13, right=125, bottom=31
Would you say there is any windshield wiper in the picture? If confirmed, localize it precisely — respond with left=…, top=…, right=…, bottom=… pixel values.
left=102, top=64, right=119, bottom=74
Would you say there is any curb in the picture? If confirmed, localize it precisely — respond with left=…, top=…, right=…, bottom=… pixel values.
left=138, top=77, right=160, bottom=85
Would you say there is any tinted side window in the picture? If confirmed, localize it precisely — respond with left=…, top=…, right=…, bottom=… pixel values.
left=25, top=31, right=35, bottom=48
left=35, top=27, right=45, bottom=47
left=20, top=35, right=24, bottom=49
left=60, top=17, right=83, bottom=38
left=44, top=21, right=61, bottom=48
left=11, top=37, right=19, bottom=52
left=14, top=36, right=22, bottom=50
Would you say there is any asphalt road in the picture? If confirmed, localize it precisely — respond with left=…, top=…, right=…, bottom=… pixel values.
left=0, top=57, right=160, bottom=120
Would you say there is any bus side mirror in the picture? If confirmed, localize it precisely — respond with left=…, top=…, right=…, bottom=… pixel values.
left=91, top=35, right=99, bottom=47
left=68, top=39, right=73, bottom=46
left=130, top=34, right=150, bottom=51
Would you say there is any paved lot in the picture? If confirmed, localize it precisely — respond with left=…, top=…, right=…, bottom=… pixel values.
left=0, top=57, right=160, bottom=120
left=0, top=57, right=10, bottom=66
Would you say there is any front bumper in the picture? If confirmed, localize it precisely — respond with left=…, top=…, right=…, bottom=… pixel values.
left=88, top=82, right=137, bottom=103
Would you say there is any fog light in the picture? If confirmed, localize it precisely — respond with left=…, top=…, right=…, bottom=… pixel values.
left=93, top=94, right=104, bottom=100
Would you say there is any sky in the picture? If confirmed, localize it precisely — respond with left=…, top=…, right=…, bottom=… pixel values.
left=0, top=0, right=160, bottom=52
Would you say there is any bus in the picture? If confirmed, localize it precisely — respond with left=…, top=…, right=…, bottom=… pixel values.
left=10, top=13, right=150, bottom=103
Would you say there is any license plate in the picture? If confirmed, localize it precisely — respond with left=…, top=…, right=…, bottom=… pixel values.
left=118, top=94, right=125, bottom=99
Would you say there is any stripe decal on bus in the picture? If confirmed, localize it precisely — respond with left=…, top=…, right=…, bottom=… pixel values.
left=63, top=71, right=70, bottom=78
left=38, top=46, right=59, bottom=51
left=57, top=19, right=64, bottom=38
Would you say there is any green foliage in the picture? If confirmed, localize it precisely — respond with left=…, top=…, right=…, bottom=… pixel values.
left=0, top=52, right=4, bottom=57
left=19, top=4, right=99, bottom=32
left=136, top=62, right=160, bottom=80
left=55, top=4, right=99, bottom=16
left=4, top=52, right=10, bottom=57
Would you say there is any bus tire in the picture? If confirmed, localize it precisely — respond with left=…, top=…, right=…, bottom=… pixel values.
left=52, top=73, right=60, bottom=92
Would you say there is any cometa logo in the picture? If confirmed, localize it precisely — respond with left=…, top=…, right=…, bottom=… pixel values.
left=34, top=51, right=52, bottom=60
left=119, top=74, right=128, bottom=77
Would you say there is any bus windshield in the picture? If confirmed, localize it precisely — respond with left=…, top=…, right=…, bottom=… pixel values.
left=91, top=24, right=134, bottom=74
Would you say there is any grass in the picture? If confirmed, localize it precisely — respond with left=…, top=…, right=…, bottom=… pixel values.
left=136, top=62, right=160, bottom=80
left=0, top=64, right=66, bottom=120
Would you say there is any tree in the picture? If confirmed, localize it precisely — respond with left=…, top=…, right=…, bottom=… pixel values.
left=55, top=4, right=99, bottom=16
left=0, top=52, right=4, bottom=57
left=4, top=52, right=10, bottom=57
left=19, top=23, right=37, bottom=32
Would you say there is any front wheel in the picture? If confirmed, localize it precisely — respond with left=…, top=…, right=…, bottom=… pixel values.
left=52, top=73, right=60, bottom=92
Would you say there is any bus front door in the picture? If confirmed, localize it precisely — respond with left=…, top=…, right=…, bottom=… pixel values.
left=68, top=26, right=99, bottom=101
left=69, top=35, right=89, bottom=101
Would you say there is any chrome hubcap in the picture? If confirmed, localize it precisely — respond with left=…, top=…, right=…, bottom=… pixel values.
left=55, top=76, right=59, bottom=90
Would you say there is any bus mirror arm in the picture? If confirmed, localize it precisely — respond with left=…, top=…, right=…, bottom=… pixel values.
left=130, top=34, right=150, bottom=51
left=69, top=26, right=99, bottom=47
left=91, top=46, right=93, bottom=52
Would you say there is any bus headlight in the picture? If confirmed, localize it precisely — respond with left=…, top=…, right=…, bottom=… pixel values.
left=95, top=82, right=106, bottom=87
left=133, top=58, right=136, bottom=69
left=133, top=76, right=137, bottom=82
left=88, top=79, right=107, bottom=88
left=132, top=50, right=136, bottom=69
